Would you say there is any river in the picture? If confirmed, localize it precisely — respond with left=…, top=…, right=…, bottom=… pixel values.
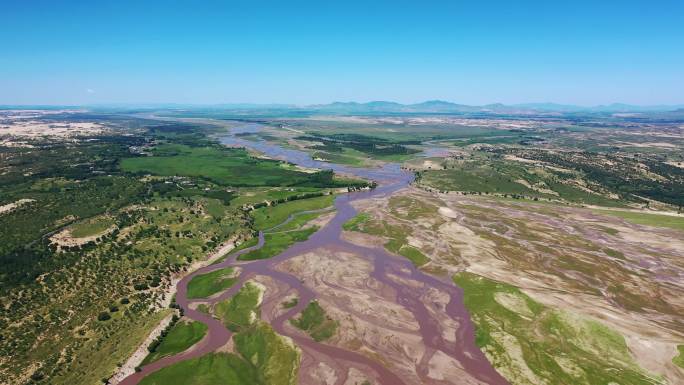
left=118, top=121, right=508, bottom=385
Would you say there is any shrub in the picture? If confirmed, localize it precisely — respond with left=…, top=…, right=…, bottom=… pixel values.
left=134, top=283, right=148, bottom=291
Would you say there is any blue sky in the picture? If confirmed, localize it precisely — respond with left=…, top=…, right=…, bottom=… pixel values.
left=1, top=0, right=683, bottom=105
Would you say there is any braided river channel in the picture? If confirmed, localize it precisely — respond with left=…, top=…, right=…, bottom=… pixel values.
left=119, top=122, right=508, bottom=385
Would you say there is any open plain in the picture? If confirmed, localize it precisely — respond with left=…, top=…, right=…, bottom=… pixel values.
left=1, top=106, right=683, bottom=385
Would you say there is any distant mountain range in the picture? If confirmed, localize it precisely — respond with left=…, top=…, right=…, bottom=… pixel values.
left=304, top=100, right=684, bottom=114
left=5, top=101, right=683, bottom=115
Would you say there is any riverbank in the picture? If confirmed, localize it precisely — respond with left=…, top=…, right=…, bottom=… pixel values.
left=109, top=236, right=240, bottom=384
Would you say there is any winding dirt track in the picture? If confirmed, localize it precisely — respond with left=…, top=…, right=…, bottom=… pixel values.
left=118, top=123, right=509, bottom=385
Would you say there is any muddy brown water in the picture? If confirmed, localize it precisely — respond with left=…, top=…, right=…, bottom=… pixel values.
left=118, top=123, right=509, bottom=385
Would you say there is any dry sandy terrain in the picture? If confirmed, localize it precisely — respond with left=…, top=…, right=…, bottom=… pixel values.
left=348, top=186, right=684, bottom=384
left=276, top=250, right=490, bottom=385
left=0, top=199, right=35, bottom=216
left=50, top=225, right=118, bottom=248
left=0, top=110, right=109, bottom=146
left=0, top=121, right=107, bottom=139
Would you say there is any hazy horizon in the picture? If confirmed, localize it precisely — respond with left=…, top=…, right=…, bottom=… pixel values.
left=2, top=100, right=683, bottom=111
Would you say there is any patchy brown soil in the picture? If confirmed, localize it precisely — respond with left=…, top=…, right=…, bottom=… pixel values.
left=347, top=186, right=684, bottom=384
left=277, top=250, right=490, bottom=385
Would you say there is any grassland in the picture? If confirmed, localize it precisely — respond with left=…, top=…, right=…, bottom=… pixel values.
left=279, top=117, right=512, bottom=143
left=674, top=345, right=684, bottom=369
left=451, top=134, right=540, bottom=147
left=274, top=211, right=328, bottom=232
left=593, top=209, right=684, bottom=231
left=216, top=282, right=263, bottom=331
left=0, top=149, right=253, bottom=385
left=121, top=143, right=355, bottom=188
left=250, top=194, right=335, bottom=230
left=392, top=244, right=430, bottom=266
left=228, top=187, right=322, bottom=208
left=142, top=322, right=301, bottom=385
left=415, top=156, right=625, bottom=207
left=139, top=352, right=258, bottom=385
left=163, top=281, right=301, bottom=385
left=54, top=309, right=172, bottom=385
left=291, top=301, right=338, bottom=342
left=0, top=115, right=351, bottom=385
left=453, top=272, right=659, bottom=385
left=343, top=213, right=431, bottom=267
left=342, top=212, right=370, bottom=231
left=312, top=148, right=366, bottom=166
left=186, top=267, right=239, bottom=299
left=294, top=132, right=421, bottom=165
left=70, top=215, right=116, bottom=238
left=232, top=322, right=301, bottom=385
left=237, top=228, right=317, bottom=261
left=142, top=320, right=208, bottom=365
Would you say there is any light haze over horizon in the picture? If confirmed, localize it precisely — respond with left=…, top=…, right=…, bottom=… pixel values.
left=2, top=0, right=683, bottom=106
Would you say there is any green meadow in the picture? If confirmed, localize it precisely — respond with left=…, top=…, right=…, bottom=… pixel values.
left=291, top=301, right=338, bottom=342
left=593, top=209, right=684, bottom=231
left=139, top=352, right=258, bottom=385
left=142, top=321, right=208, bottom=365
left=121, top=144, right=343, bottom=187
left=216, top=282, right=263, bottom=332
left=237, top=228, right=317, bottom=261
left=250, top=194, right=335, bottom=230
left=186, top=267, right=239, bottom=299
left=453, top=272, right=660, bottom=385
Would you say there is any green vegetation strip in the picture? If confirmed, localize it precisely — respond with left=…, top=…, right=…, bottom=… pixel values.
left=145, top=281, right=301, bottom=385
left=593, top=209, right=684, bottom=231
left=216, top=282, right=263, bottom=332
left=139, top=352, right=258, bottom=385
left=342, top=213, right=370, bottom=231
left=251, top=194, right=334, bottom=230
left=186, top=267, right=239, bottom=299
left=142, top=321, right=208, bottom=365
left=70, top=216, right=115, bottom=238
left=674, top=345, right=684, bottom=369
left=343, top=214, right=430, bottom=267
left=291, top=301, right=338, bottom=342
left=229, top=187, right=322, bottom=207
left=274, top=211, right=328, bottom=232
left=390, top=242, right=430, bottom=267
left=238, top=228, right=317, bottom=261
left=453, top=272, right=659, bottom=385
left=417, top=159, right=625, bottom=207
left=233, top=322, right=300, bottom=385
left=121, top=144, right=347, bottom=188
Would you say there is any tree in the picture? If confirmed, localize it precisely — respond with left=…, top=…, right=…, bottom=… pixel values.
left=97, top=312, right=111, bottom=321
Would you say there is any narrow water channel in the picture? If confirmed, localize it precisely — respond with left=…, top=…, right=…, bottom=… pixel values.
left=118, top=122, right=508, bottom=385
